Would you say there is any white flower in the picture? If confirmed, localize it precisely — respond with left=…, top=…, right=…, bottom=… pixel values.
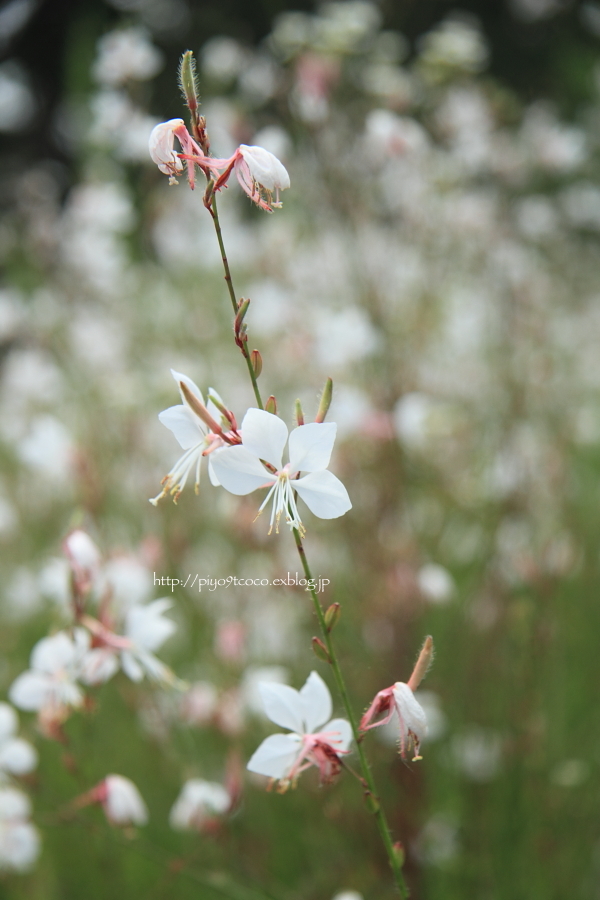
left=102, top=775, right=148, bottom=826
left=210, top=408, right=352, bottom=535
left=80, top=599, right=179, bottom=687
left=247, top=671, right=352, bottom=788
left=360, top=681, right=428, bottom=760
left=0, top=704, right=37, bottom=779
left=9, top=630, right=89, bottom=714
left=169, top=779, right=231, bottom=831
left=148, top=119, right=186, bottom=178
left=235, top=145, right=290, bottom=209
left=151, top=370, right=230, bottom=505
left=0, top=788, right=40, bottom=872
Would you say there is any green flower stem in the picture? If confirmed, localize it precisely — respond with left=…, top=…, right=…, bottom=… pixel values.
left=208, top=192, right=263, bottom=410
left=293, top=527, right=409, bottom=898
left=209, top=192, right=408, bottom=898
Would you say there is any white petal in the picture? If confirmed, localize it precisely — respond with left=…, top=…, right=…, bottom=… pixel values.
left=393, top=682, right=427, bottom=742
left=0, top=821, right=40, bottom=871
left=207, top=457, right=221, bottom=486
left=125, top=599, right=175, bottom=651
left=0, top=738, right=38, bottom=775
left=79, top=649, right=119, bottom=685
left=8, top=672, right=51, bottom=711
left=322, top=718, right=353, bottom=754
left=240, top=408, right=288, bottom=470
left=158, top=405, right=204, bottom=449
left=104, top=775, right=148, bottom=825
left=30, top=632, right=76, bottom=675
left=294, top=470, right=352, bottom=519
left=0, top=787, right=31, bottom=819
left=239, top=146, right=290, bottom=191
left=209, top=446, right=273, bottom=495
left=258, top=682, right=306, bottom=733
left=288, top=423, right=337, bottom=474
left=299, top=671, right=332, bottom=733
left=0, top=705, right=17, bottom=742
left=121, top=651, right=143, bottom=682
left=246, top=733, right=301, bottom=779
left=171, top=369, right=204, bottom=407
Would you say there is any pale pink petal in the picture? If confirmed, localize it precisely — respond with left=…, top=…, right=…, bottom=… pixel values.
left=288, top=423, right=337, bottom=474
left=158, top=406, right=204, bottom=449
left=240, top=408, right=288, bottom=470
left=299, top=671, right=332, bottom=733
left=209, top=445, right=273, bottom=495
left=246, top=733, right=301, bottom=779
left=294, top=471, right=352, bottom=519
left=258, top=682, right=305, bottom=733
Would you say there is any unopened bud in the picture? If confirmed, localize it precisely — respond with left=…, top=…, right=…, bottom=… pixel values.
left=324, top=602, right=341, bottom=631
left=407, top=635, right=434, bottom=692
left=391, top=842, right=405, bottom=869
left=265, top=395, right=277, bottom=415
left=315, top=377, right=333, bottom=423
left=250, top=350, right=262, bottom=378
left=364, top=791, right=380, bottom=814
left=311, top=637, right=331, bottom=663
left=180, top=382, right=222, bottom=434
left=294, top=399, right=304, bottom=426
left=203, top=179, right=215, bottom=209
left=179, top=50, right=199, bottom=114
left=235, top=298, right=250, bottom=330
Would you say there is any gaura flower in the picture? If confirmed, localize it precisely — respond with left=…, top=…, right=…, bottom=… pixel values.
left=0, top=705, right=37, bottom=780
left=75, top=775, right=148, bottom=827
left=359, top=682, right=427, bottom=761
left=213, top=144, right=290, bottom=212
left=0, top=788, right=40, bottom=872
left=80, top=599, right=181, bottom=688
left=9, top=630, right=89, bottom=717
left=148, top=119, right=290, bottom=211
left=247, top=671, right=352, bottom=790
left=151, top=370, right=239, bottom=506
left=169, top=779, right=231, bottom=831
left=209, top=408, right=352, bottom=536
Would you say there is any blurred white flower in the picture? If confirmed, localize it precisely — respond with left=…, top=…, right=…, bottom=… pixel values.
left=418, top=17, right=488, bottom=74
left=9, top=629, right=89, bottom=716
left=16, top=415, right=74, bottom=482
left=169, top=779, right=231, bottom=830
left=332, top=893, right=364, bottom=900
left=101, top=775, right=148, bottom=826
left=247, top=671, right=352, bottom=787
left=0, top=788, right=40, bottom=871
left=0, top=704, right=37, bottom=778
left=417, top=564, right=455, bottom=605
left=92, top=27, right=163, bottom=86
left=451, top=726, right=502, bottom=781
left=210, top=408, right=351, bottom=536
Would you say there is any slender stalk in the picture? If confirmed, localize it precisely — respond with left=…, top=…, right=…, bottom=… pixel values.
left=208, top=191, right=408, bottom=898
left=293, top=528, right=409, bottom=897
left=207, top=192, right=263, bottom=409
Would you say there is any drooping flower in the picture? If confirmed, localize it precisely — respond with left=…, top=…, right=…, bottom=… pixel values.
left=247, top=671, right=352, bottom=790
left=9, top=630, right=89, bottom=734
left=74, top=775, right=148, bottom=827
left=79, top=599, right=181, bottom=688
left=0, top=705, right=37, bottom=780
left=209, top=408, right=352, bottom=536
left=359, top=682, right=427, bottom=761
left=213, top=144, right=290, bottom=211
left=151, top=370, right=239, bottom=506
left=169, top=779, right=231, bottom=831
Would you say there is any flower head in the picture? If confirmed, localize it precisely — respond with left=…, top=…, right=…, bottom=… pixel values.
left=169, top=779, right=231, bottom=831
left=9, top=630, right=89, bottom=735
left=247, top=671, right=352, bottom=790
left=359, top=682, right=427, bottom=761
left=76, top=775, right=148, bottom=827
left=151, top=370, right=239, bottom=505
left=233, top=145, right=290, bottom=211
left=209, top=408, right=351, bottom=536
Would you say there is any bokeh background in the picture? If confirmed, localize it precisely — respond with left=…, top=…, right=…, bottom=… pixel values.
left=1, top=0, right=600, bottom=897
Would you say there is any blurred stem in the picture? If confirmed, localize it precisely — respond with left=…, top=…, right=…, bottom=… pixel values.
left=293, top=527, right=409, bottom=898
left=207, top=192, right=264, bottom=410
